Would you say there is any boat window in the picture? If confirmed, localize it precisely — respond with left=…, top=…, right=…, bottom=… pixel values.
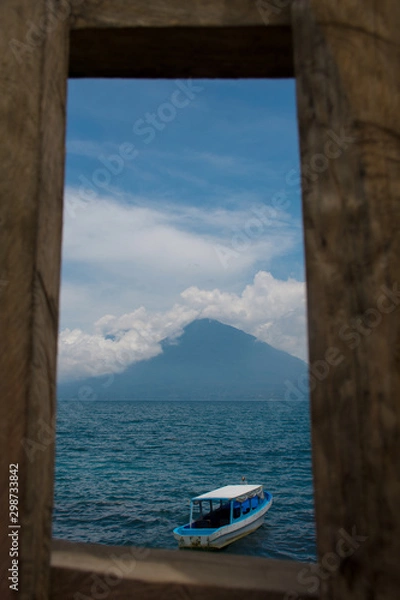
left=242, top=499, right=251, bottom=515
left=251, top=496, right=259, bottom=510
left=192, top=501, right=203, bottom=518
left=233, top=501, right=241, bottom=520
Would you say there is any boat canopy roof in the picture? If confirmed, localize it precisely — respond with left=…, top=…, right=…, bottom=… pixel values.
left=193, top=484, right=263, bottom=502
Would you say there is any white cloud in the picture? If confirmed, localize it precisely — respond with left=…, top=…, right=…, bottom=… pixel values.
left=63, top=188, right=294, bottom=271
left=58, top=271, right=307, bottom=382
left=58, top=304, right=199, bottom=382
left=181, top=271, right=307, bottom=360
left=59, top=189, right=306, bottom=381
left=61, top=188, right=300, bottom=330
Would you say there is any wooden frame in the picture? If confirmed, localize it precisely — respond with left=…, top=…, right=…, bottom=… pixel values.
left=1, top=1, right=399, bottom=599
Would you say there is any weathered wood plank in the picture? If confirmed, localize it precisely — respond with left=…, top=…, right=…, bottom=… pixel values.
left=50, top=539, right=319, bottom=600
left=292, top=1, right=400, bottom=599
left=71, top=0, right=292, bottom=29
left=69, top=25, right=293, bottom=78
left=0, top=2, right=69, bottom=599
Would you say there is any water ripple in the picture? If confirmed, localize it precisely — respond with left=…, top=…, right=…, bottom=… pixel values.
left=54, top=400, right=316, bottom=561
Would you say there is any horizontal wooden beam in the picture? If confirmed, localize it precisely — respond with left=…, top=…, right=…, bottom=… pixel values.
left=51, top=539, right=319, bottom=600
left=69, top=25, right=293, bottom=78
left=70, top=0, right=291, bottom=29
left=69, top=0, right=293, bottom=78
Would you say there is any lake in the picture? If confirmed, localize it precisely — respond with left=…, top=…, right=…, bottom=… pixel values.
left=53, top=399, right=316, bottom=562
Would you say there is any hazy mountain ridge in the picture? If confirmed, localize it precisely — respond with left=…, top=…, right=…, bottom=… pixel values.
left=58, top=319, right=307, bottom=401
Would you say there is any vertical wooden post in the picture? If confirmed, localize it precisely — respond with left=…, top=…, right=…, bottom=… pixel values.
left=0, top=2, right=69, bottom=599
left=292, top=1, right=400, bottom=599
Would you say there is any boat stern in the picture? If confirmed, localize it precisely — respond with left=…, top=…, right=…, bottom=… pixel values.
left=173, top=526, right=215, bottom=549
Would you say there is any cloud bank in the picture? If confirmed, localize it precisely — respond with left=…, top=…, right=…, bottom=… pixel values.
left=58, top=270, right=307, bottom=382
left=61, top=188, right=302, bottom=330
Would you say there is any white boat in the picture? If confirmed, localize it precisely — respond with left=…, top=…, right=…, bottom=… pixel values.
left=173, top=484, right=273, bottom=549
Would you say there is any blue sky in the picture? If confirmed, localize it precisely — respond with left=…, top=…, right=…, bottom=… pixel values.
left=60, top=79, right=307, bottom=381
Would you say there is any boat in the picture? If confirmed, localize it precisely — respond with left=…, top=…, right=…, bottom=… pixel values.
left=173, top=484, right=273, bottom=549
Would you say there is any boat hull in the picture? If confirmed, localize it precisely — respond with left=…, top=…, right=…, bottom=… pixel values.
left=173, top=495, right=272, bottom=549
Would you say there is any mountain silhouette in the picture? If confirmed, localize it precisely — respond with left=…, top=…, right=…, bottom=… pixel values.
left=58, top=319, right=307, bottom=401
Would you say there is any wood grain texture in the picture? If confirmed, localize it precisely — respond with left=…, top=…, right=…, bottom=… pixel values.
left=0, top=1, right=68, bottom=599
left=50, top=539, right=319, bottom=600
left=70, top=0, right=292, bottom=29
left=292, top=1, right=400, bottom=599
left=69, top=25, right=293, bottom=78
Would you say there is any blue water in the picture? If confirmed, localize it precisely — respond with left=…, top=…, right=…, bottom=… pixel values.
left=53, top=399, right=316, bottom=562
